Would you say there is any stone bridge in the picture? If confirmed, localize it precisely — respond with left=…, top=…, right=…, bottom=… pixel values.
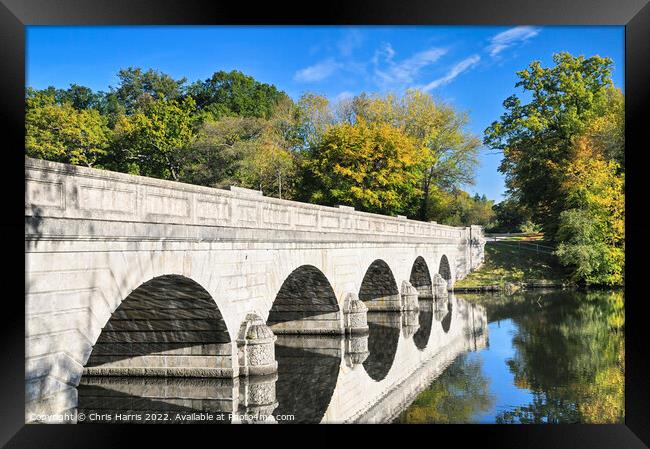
left=25, top=157, right=486, bottom=422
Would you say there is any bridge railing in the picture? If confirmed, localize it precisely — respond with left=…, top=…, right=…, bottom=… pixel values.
left=25, top=157, right=479, bottom=242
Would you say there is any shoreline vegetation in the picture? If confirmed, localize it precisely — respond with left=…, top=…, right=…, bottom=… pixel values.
left=455, top=239, right=570, bottom=293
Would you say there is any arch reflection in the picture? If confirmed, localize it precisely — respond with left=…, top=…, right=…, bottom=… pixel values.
left=413, top=298, right=434, bottom=350
left=272, top=335, right=341, bottom=423
left=363, top=312, right=401, bottom=381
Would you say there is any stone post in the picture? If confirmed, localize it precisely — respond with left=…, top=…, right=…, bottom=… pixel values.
left=237, top=313, right=278, bottom=377
left=432, top=273, right=449, bottom=299
left=400, top=280, right=419, bottom=311
left=343, top=292, right=369, bottom=335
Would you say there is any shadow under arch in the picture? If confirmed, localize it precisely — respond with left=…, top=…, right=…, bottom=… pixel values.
left=77, top=377, right=234, bottom=423
left=83, top=274, right=232, bottom=377
left=439, top=255, right=452, bottom=282
left=267, top=265, right=342, bottom=335
left=410, top=256, right=433, bottom=299
left=359, top=259, right=400, bottom=311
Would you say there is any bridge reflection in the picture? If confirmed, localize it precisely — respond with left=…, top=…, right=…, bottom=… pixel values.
left=76, top=295, right=486, bottom=423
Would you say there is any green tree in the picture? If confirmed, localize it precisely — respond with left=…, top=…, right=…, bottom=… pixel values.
left=111, top=97, right=196, bottom=180
left=489, top=198, right=533, bottom=233
left=484, top=52, right=621, bottom=239
left=112, top=67, right=187, bottom=114
left=25, top=92, right=110, bottom=167
left=186, top=70, right=290, bottom=121
left=181, top=116, right=266, bottom=188
left=181, top=105, right=299, bottom=199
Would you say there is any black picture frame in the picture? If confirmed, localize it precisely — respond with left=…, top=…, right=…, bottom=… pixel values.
left=1, top=0, right=648, bottom=447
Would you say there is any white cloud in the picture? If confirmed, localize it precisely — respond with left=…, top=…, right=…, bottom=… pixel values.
left=334, top=91, right=355, bottom=103
left=487, top=26, right=541, bottom=57
left=294, top=58, right=341, bottom=83
left=372, top=42, right=396, bottom=65
left=422, top=54, right=481, bottom=91
left=338, top=29, right=364, bottom=56
left=374, top=45, right=448, bottom=87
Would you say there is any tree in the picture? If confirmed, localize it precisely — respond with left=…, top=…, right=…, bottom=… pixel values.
left=489, top=198, right=533, bottom=233
left=294, top=93, right=334, bottom=151
left=347, top=90, right=480, bottom=221
left=484, top=52, right=621, bottom=239
left=181, top=107, right=299, bottom=199
left=432, top=189, right=496, bottom=227
left=186, top=70, right=290, bottom=121
left=26, top=91, right=110, bottom=167
left=112, top=67, right=187, bottom=114
left=302, top=118, right=424, bottom=216
left=181, top=116, right=265, bottom=188
left=112, top=97, right=196, bottom=180
left=554, top=137, right=624, bottom=286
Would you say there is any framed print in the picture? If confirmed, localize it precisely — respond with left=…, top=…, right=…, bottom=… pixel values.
left=1, top=0, right=648, bottom=447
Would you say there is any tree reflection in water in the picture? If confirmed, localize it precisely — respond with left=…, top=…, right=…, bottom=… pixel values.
left=394, top=353, right=494, bottom=423
left=495, top=290, right=624, bottom=424
left=397, top=289, right=624, bottom=424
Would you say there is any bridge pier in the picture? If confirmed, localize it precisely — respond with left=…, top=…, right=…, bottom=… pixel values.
left=400, top=280, right=420, bottom=311
left=236, top=313, right=278, bottom=377
left=343, top=292, right=369, bottom=335
left=432, top=273, right=450, bottom=298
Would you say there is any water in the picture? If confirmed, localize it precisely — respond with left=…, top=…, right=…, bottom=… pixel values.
left=396, top=289, right=625, bottom=424
left=76, top=289, right=624, bottom=424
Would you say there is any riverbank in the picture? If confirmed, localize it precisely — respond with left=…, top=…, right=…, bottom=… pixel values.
left=455, top=240, right=569, bottom=293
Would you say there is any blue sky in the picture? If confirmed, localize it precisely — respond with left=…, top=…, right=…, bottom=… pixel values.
left=26, top=26, right=624, bottom=202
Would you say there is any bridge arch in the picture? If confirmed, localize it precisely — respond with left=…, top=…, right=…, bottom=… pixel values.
left=83, top=274, right=233, bottom=378
left=438, top=254, right=452, bottom=283
left=358, top=259, right=400, bottom=311
left=267, top=265, right=343, bottom=335
left=409, top=256, right=433, bottom=300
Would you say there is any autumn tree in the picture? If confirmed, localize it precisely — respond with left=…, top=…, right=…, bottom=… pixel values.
left=346, top=90, right=480, bottom=221
left=484, top=52, right=622, bottom=239
left=302, top=118, right=425, bottom=216
left=555, top=135, right=624, bottom=286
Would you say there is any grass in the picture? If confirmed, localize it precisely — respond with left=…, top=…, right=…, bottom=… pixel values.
left=455, top=241, right=568, bottom=288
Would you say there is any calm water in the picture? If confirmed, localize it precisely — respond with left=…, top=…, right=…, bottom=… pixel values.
left=396, top=289, right=625, bottom=424
left=76, top=289, right=624, bottom=424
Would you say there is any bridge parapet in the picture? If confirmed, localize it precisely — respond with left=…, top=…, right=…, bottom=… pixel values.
left=25, top=157, right=473, bottom=242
